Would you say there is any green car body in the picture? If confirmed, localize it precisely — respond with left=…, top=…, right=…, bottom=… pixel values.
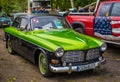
left=4, top=15, right=106, bottom=77
left=5, top=27, right=103, bottom=51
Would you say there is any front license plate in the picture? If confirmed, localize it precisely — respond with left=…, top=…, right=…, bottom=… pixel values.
left=76, top=63, right=96, bottom=72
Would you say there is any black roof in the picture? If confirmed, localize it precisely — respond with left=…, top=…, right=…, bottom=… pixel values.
left=19, top=13, right=63, bottom=19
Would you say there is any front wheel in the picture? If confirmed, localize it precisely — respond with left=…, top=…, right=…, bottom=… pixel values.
left=7, top=38, right=14, bottom=54
left=38, top=52, right=52, bottom=77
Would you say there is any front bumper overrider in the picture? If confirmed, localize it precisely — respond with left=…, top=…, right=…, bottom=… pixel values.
left=50, top=58, right=106, bottom=73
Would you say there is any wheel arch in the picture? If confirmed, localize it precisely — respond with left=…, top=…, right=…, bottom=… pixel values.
left=34, top=48, right=47, bottom=65
left=34, top=48, right=52, bottom=77
left=72, top=22, right=86, bottom=34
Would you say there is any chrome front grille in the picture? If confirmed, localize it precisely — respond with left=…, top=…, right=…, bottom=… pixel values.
left=86, top=48, right=100, bottom=60
left=61, top=48, right=100, bottom=63
left=61, top=51, right=85, bottom=63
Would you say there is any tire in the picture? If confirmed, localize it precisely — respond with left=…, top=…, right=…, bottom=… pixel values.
left=74, top=28, right=85, bottom=34
left=38, top=52, right=52, bottom=77
left=0, top=23, right=2, bottom=28
left=7, top=37, right=14, bottom=54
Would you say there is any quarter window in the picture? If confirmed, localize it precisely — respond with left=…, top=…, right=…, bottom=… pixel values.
left=20, top=18, right=28, bottom=30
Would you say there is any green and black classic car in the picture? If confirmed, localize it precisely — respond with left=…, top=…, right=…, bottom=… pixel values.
left=4, top=14, right=106, bottom=77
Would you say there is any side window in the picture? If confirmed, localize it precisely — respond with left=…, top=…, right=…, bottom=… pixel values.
left=98, top=3, right=112, bottom=16
left=26, top=22, right=31, bottom=31
left=111, top=3, right=120, bottom=16
left=20, top=18, right=28, bottom=30
left=12, top=17, right=21, bottom=28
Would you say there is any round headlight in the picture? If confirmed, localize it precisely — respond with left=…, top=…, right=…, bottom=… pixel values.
left=55, top=47, right=64, bottom=57
left=100, top=42, right=107, bottom=52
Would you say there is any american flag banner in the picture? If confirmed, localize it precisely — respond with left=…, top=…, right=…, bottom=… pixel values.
left=94, top=17, right=112, bottom=35
left=94, top=16, right=120, bottom=40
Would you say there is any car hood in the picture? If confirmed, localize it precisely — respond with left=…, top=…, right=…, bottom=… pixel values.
left=28, top=29, right=102, bottom=52
left=4, top=27, right=103, bottom=52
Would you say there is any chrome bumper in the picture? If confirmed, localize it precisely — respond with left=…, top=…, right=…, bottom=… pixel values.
left=50, top=59, right=106, bottom=73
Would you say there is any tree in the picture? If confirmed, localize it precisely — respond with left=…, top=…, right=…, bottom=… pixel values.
left=70, top=0, right=74, bottom=8
left=0, top=0, right=27, bottom=13
left=51, top=0, right=105, bottom=11
left=51, top=0, right=71, bottom=11
left=74, top=0, right=105, bottom=8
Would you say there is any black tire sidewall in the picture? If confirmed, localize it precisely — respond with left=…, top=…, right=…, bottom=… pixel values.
left=7, top=37, right=14, bottom=54
left=38, top=52, right=52, bottom=77
left=75, top=28, right=85, bottom=34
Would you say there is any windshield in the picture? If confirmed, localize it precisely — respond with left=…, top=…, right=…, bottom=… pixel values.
left=31, top=17, right=70, bottom=30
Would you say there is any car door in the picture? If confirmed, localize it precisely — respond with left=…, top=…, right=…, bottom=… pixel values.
left=109, top=2, right=120, bottom=43
left=16, top=17, right=28, bottom=57
left=18, top=18, right=36, bottom=61
left=11, top=17, right=22, bottom=53
left=10, top=17, right=35, bottom=61
left=94, top=2, right=112, bottom=40
left=95, top=1, right=120, bottom=44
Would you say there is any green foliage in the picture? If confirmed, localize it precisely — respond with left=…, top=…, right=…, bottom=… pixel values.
left=0, top=0, right=107, bottom=13
left=0, top=0, right=27, bottom=13
left=74, top=0, right=95, bottom=7
left=74, top=0, right=105, bottom=7
left=51, top=0, right=71, bottom=11
left=51, top=0, right=105, bottom=11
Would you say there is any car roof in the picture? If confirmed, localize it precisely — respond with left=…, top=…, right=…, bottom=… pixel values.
left=13, top=13, right=29, bottom=19
left=19, top=14, right=63, bottom=19
left=102, top=0, right=120, bottom=3
left=107, top=0, right=120, bottom=1
left=14, top=13, right=28, bottom=15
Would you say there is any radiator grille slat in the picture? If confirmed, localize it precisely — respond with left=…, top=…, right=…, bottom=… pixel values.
left=62, top=51, right=85, bottom=63
left=61, top=48, right=100, bottom=63
left=86, top=48, right=100, bottom=60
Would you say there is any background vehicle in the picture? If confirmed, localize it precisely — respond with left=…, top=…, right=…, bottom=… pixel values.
left=4, top=14, right=106, bottom=77
left=0, top=13, right=11, bottom=28
left=67, top=0, right=120, bottom=45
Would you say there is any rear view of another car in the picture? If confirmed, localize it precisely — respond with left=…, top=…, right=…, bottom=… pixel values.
left=0, top=13, right=11, bottom=28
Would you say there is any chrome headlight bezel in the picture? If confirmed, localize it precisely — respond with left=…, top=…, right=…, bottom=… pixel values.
left=100, top=42, right=107, bottom=52
left=55, top=47, right=64, bottom=57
